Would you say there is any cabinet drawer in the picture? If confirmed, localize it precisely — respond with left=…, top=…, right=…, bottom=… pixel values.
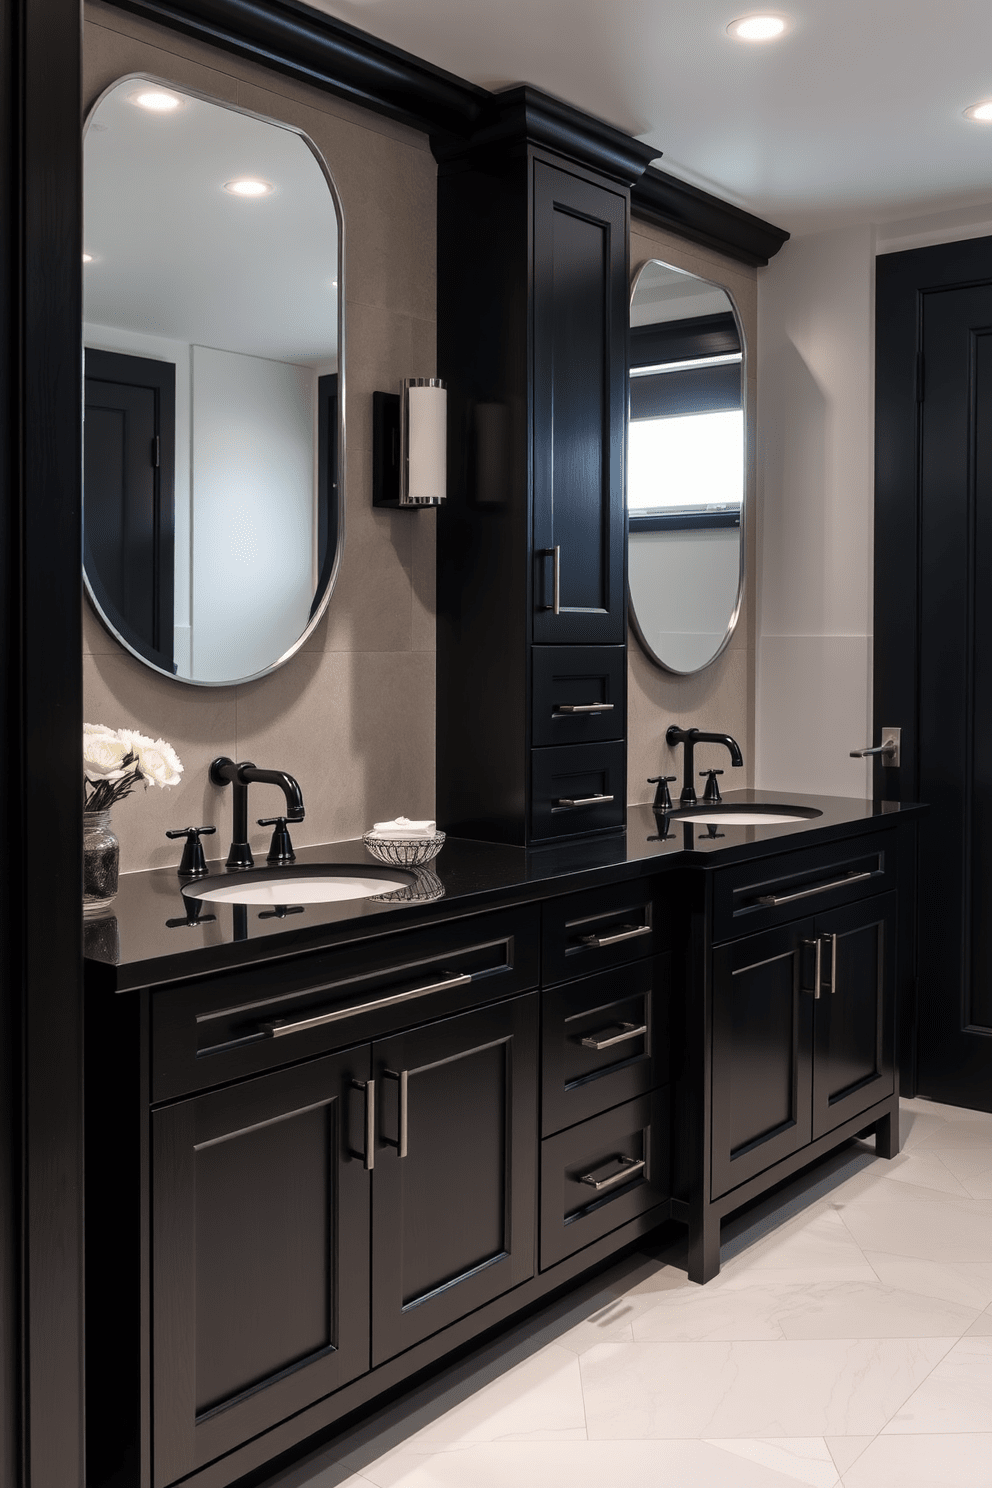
left=531, top=646, right=626, bottom=747
left=542, top=957, right=668, bottom=1136
left=530, top=741, right=625, bottom=841
left=711, top=829, right=897, bottom=943
left=541, top=879, right=665, bottom=985
left=540, top=1091, right=669, bottom=1270
left=150, top=906, right=539, bottom=1102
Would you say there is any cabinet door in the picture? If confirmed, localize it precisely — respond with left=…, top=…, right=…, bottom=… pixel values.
left=811, top=893, right=896, bottom=1140
left=532, top=161, right=627, bottom=644
left=711, top=920, right=815, bottom=1200
left=371, top=993, right=538, bottom=1365
left=151, top=1047, right=371, bottom=1488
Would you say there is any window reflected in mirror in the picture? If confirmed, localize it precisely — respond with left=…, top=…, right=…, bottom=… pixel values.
left=628, top=260, right=746, bottom=675
left=83, top=78, right=343, bottom=685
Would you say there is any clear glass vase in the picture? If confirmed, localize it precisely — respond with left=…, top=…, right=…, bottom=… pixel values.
left=83, top=809, right=120, bottom=917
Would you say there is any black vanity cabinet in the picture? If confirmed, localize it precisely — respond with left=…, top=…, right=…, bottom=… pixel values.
left=688, top=830, right=901, bottom=1283
left=435, top=92, right=656, bottom=847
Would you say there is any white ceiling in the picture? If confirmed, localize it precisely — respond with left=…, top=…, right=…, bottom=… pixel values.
left=84, top=79, right=339, bottom=363
left=308, top=0, right=992, bottom=236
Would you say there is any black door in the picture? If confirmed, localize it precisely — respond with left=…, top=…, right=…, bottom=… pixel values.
left=84, top=347, right=175, bottom=671
left=371, top=994, right=538, bottom=1365
left=150, top=1047, right=371, bottom=1488
left=532, top=162, right=627, bottom=644
left=876, top=241, right=992, bottom=1111
left=710, top=920, right=815, bottom=1200
left=811, top=894, right=896, bottom=1140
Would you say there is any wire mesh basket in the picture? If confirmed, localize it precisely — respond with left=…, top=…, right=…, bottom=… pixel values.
left=363, top=831, right=445, bottom=868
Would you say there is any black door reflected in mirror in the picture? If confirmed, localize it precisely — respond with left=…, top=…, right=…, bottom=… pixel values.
left=628, top=260, right=746, bottom=676
left=83, top=78, right=343, bottom=685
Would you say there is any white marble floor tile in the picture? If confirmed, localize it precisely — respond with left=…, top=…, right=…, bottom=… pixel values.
left=716, top=1208, right=879, bottom=1287
left=552, top=1295, right=643, bottom=1354
left=359, top=1439, right=826, bottom=1488
left=632, top=1277, right=979, bottom=1341
left=883, top=1336, right=992, bottom=1433
left=842, top=1433, right=992, bottom=1487
left=863, top=1253, right=992, bottom=1309
left=823, top=1437, right=875, bottom=1476
left=916, top=1116, right=992, bottom=1154
left=898, top=1106, right=956, bottom=1151
left=966, top=1309, right=992, bottom=1336
left=854, top=1150, right=972, bottom=1197
left=579, top=1337, right=953, bottom=1439
left=389, top=1344, right=586, bottom=1447
left=706, top=1437, right=839, bottom=1487
left=834, top=1188, right=992, bottom=1262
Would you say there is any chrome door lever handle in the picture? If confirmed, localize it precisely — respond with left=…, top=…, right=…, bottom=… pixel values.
left=850, top=727, right=900, bottom=767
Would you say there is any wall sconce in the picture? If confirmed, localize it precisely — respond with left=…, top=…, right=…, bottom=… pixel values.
left=372, top=378, right=446, bottom=508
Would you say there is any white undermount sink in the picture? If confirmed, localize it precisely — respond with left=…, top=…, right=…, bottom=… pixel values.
left=666, top=803, right=823, bottom=827
left=185, top=868, right=412, bottom=906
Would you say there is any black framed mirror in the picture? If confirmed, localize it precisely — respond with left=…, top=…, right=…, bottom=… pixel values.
left=83, top=76, right=344, bottom=685
left=627, top=259, right=747, bottom=675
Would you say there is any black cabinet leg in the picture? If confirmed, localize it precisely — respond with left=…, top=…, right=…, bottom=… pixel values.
left=874, top=1104, right=900, bottom=1160
left=687, top=1207, right=721, bottom=1284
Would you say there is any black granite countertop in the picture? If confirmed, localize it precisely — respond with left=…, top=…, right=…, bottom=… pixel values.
left=83, top=790, right=924, bottom=992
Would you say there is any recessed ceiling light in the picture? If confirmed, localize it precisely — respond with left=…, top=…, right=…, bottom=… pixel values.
left=728, top=14, right=788, bottom=40
left=224, top=178, right=272, bottom=197
left=132, top=89, right=181, bottom=112
left=82, top=253, right=93, bottom=263
left=964, top=101, right=992, bottom=123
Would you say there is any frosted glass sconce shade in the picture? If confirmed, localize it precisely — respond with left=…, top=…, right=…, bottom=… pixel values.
left=372, top=379, right=446, bottom=508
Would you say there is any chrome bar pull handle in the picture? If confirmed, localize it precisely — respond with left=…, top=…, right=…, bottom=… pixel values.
left=757, top=870, right=872, bottom=907
left=552, top=544, right=561, bottom=614
left=260, top=971, right=472, bottom=1037
left=579, top=1154, right=646, bottom=1191
left=383, top=1068, right=409, bottom=1158
left=351, top=1078, right=375, bottom=1171
left=578, top=923, right=651, bottom=948
left=824, top=932, right=838, bottom=996
left=802, top=937, right=823, bottom=999
left=554, top=702, right=615, bottom=715
left=577, top=1021, right=647, bottom=1050
left=555, top=794, right=614, bottom=808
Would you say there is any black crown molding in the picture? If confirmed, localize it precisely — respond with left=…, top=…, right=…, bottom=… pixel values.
left=104, top=0, right=788, bottom=263
left=431, top=85, right=662, bottom=188
left=632, top=166, right=790, bottom=268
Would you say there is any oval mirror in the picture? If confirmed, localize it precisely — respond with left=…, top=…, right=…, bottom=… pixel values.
left=83, top=78, right=343, bottom=685
left=627, top=259, right=746, bottom=675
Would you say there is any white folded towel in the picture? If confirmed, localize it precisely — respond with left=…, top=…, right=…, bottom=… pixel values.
left=369, top=815, right=438, bottom=840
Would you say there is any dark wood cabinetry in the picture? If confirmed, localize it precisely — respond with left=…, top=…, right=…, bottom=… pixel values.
left=689, top=838, right=901, bottom=1284
left=436, top=94, right=650, bottom=846
left=151, top=1049, right=372, bottom=1488
left=371, top=996, right=537, bottom=1364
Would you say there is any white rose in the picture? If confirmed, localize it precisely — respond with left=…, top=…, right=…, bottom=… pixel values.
left=120, top=730, right=183, bottom=789
left=83, top=729, right=131, bottom=782
left=84, top=722, right=119, bottom=740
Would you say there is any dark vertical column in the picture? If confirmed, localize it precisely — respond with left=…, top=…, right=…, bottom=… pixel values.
left=0, top=0, right=84, bottom=1483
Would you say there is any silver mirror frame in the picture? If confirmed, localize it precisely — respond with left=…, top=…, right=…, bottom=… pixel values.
left=627, top=257, right=748, bottom=677
left=82, top=74, right=347, bottom=687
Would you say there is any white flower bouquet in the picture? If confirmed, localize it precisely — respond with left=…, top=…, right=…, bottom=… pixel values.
left=84, top=723, right=183, bottom=811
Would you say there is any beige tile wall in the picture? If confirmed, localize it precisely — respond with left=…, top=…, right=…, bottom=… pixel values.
left=83, top=3, right=438, bottom=872
left=627, top=222, right=758, bottom=803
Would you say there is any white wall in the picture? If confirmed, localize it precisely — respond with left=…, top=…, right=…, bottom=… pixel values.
left=756, top=205, right=992, bottom=800
left=190, top=345, right=315, bottom=682
left=629, top=525, right=740, bottom=674
left=755, top=225, right=876, bottom=798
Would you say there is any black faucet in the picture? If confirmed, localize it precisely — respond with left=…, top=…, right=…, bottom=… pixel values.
left=209, top=757, right=305, bottom=869
left=665, top=725, right=743, bottom=806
